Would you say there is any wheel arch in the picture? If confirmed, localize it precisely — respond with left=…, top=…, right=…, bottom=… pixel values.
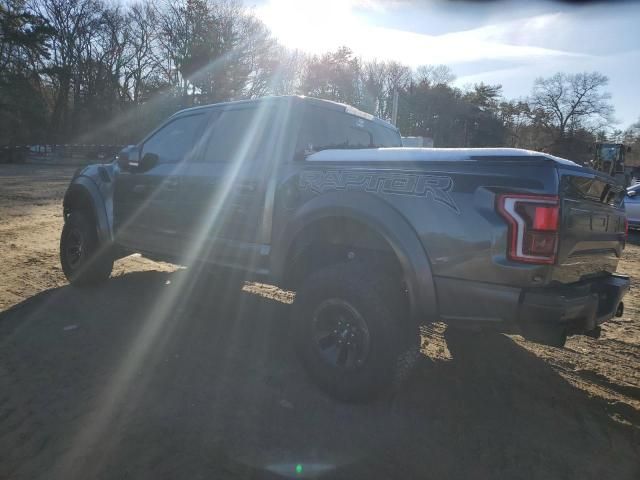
left=63, top=178, right=112, bottom=245
left=271, top=191, right=438, bottom=324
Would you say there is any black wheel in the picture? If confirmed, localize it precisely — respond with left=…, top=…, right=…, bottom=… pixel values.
left=60, top=211, right=113, bottom=286
left=292, top=261, right=418, bottom=402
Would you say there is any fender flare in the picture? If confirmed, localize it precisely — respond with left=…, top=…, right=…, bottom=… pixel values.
left=271, top=191, right=438, bottom=323
left=63, top=176, right=113, bottom=245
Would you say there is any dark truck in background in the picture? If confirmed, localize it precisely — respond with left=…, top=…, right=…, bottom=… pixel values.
left=60, top=96, right=630, bottom=401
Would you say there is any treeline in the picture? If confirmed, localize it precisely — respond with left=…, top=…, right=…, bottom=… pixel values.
left=1, top=0, right=638, bottom=162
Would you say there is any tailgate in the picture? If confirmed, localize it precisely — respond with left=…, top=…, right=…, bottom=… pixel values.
left=553, top=166, right=626, bottom=284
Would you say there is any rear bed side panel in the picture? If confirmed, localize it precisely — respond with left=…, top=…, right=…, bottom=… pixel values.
left=378, top=160, right=562, bottom=324
left=273, top=158, right=560, bottom=324
left=369, top=160, right=561, bottom=286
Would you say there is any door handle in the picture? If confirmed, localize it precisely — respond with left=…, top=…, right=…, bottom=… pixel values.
left=239, top=183, right=256, bottom=192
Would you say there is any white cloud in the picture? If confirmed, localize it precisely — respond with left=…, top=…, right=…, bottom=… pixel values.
left=252, top=0, right=638, bottom=126
left=255, top=1, right=582, bottom=65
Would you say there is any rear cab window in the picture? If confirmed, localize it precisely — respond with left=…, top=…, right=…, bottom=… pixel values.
left=294, top=105, right=401, bottom=159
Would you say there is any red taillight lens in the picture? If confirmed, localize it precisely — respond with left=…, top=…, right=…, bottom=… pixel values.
left=532, top=205, right=559, bottom=231
left=497, top=194, right=560, bottom=264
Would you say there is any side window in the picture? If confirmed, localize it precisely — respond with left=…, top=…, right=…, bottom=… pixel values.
left=201, top=107, right=270, bottom=163
left=294, top=106, right=401, bottom=157
left=141, top=113, right=205, bottom=164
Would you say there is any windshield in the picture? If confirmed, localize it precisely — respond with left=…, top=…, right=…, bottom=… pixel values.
left=598, top=145, right=621, bottom=163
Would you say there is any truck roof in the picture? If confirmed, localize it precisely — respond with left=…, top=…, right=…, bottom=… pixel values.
left=307, top=147, right=580, bottom=166
left=172, top=95, right=398, bottom=131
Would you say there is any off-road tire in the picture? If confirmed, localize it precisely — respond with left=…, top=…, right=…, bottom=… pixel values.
left=292, top=261, right=419, bottom=402
left=60, top=211, right=113, bottom=286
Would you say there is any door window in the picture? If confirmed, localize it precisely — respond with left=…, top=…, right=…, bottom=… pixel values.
left=200, top=108, right=271, bottom=163
left=142, top=113, right=206, bottom=164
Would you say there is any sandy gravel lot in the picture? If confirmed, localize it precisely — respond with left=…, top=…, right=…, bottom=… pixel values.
left=0, top=163, right=638, bottom=479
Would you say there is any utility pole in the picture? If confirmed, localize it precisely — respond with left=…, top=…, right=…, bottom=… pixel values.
left=391, top=89, right=399, bottom=127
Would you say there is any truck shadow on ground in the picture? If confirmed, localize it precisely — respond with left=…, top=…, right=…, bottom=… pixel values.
left=0, top=270, right=638, bottom=480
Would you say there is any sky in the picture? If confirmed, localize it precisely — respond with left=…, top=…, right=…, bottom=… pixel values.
left=247, top=0, right=640, bottom=128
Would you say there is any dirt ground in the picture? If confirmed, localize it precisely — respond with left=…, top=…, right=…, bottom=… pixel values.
left=0, top=163, right=638, bottom=480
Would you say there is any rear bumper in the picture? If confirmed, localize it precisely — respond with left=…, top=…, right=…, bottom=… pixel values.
left=519, top=273, right=630, bottom=333
left=435, top=274, right=630, bottom=335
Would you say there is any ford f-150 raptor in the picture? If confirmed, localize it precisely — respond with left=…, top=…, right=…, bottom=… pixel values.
left=60, top=95, right=630, bottom=401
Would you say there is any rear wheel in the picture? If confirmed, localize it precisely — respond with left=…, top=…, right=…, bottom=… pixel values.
left=292, top=261, right=419, bottom=402
left=60, top=211, right=113, bottom=286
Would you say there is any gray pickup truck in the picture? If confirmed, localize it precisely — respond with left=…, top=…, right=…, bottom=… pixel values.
left=60, top=95, right=630, bottom=401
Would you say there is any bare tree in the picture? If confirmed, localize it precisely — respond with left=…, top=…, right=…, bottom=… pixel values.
left=530, top=72, right=613, bottom=140
left=266, top=48, right=306, bottom=96
left=33, top=0, right=105, bottom=140
left=300, top=46, right=362, bottom=106
left=123, top=1, right=159, bottom=103
left=154, top=0, right=279, bottom=102
left=362, top=59, right=410, bottom=119
left=414, top=64, right=455, bottom=86
left=499, top=100, right=531, bottom=147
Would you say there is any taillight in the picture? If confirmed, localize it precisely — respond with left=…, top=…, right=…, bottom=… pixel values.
left=497, top=194, right=560, bottom=265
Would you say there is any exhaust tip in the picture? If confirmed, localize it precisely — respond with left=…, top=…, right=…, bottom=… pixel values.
left=615, top=302, right=624, bottom=317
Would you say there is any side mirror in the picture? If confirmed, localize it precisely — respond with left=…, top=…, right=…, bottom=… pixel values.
left=139, top=152, right=159, bottom=171
left=116, top=151, right=130, bottom=170
left=116, top=145, right=139, bottom=171
left=627, top=190, right=636, bottom=198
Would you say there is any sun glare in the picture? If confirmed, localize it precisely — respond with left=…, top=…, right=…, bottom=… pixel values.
left=256, top=0, right=367, bottom=54
left=253, top=0, right=579, bottom=69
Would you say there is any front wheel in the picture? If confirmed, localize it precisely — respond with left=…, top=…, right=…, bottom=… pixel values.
left=292, top=262, right=418, bottom=402
left=60, top=211, right=113, bottom=286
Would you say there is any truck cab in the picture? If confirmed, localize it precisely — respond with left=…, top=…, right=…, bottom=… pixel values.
left=109, top=96, right=402, bottom=271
